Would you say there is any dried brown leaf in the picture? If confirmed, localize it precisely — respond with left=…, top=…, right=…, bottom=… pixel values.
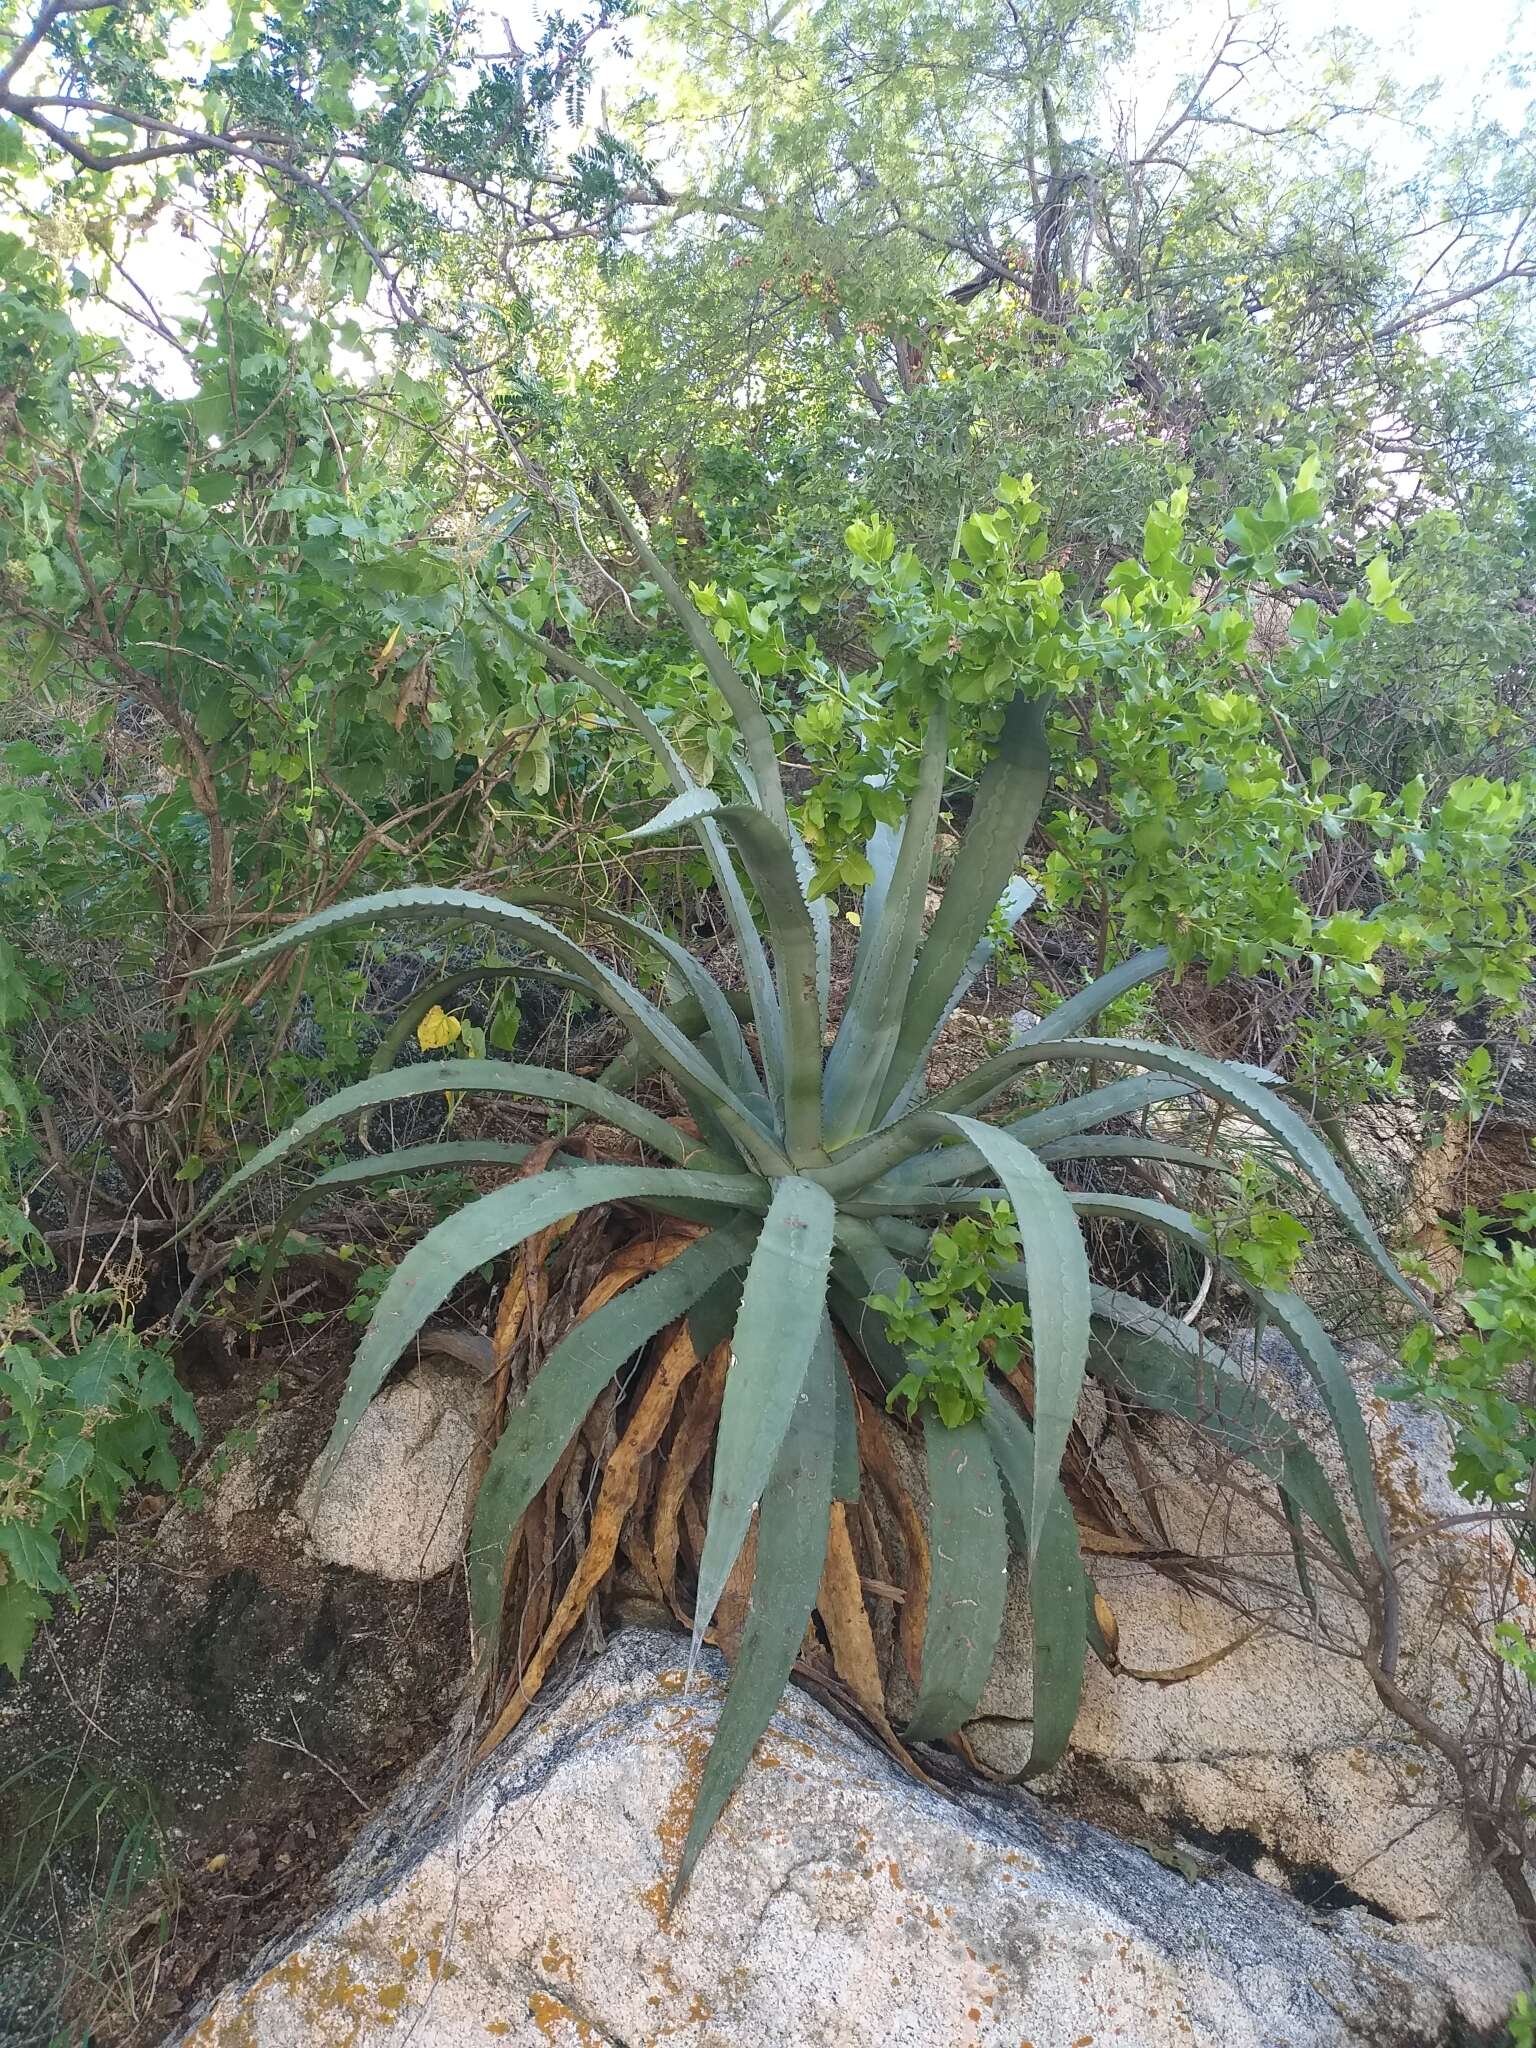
left=854, top=1393, right=930, bottom=1690
left=479, top=1320, right=702, bottom=1755
left=652, top=1339, right=730, bottom=1601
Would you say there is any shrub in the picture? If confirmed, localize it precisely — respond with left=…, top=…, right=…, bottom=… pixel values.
left=189, top=490, right=1416, bottom=1893
left=0, top=1269, right=197, bottom=1677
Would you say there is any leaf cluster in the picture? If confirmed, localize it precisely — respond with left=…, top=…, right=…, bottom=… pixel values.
left=186, top=482, right=1414, bottom=1891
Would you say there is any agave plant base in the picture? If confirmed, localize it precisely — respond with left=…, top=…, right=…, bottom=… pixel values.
left=469, top=1209, right=1240, bottom=1802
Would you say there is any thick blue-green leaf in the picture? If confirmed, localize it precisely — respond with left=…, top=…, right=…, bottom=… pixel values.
left=184, top=1061, right=705, bottom=1238
left=843, top=1147, right=1227, bottom=1214
left=1005, top=1074, right=1199, bottom=1151
left=829, top=1222, right=1013, bottom=1741
left=879, top=872, right=1038, bottom=1125
left=674, top=1310, right=834, bottom=1897
left=1087, top=1286, right=1359, bottom=1577
left=632, top=799, right=823, bottom=1158
left=979, top=1392, right=1087, bottom=1775
left=708, top=808, right=825, bottom=1160
left=905, top=1413, right=1009, bottom=1742
left=196, top=888, right=788, bottom=1176
left=497, top=609, right=784, bottom=1102
left=830, top=1036, right=1408, bottom=1321
left=940, top=1115, right=1091, bottom=1560
left=861, top=1217, right=933, bottom=1262
left=891, top=690, right=1050, bottom=1087
left=512, top=893, right=771, bottom=1129
left=850, top=807, right=903, bottom=992
left=469, top=1227, right=752, bottom=1652
left=1032, top=1136, right=1232, bottom=1172
left=686, top=1266, right=746, bottom=1360
left=784, top=813, right=832, bottom=1030
left=597, top=480, right=791, bottom=836
left=693, top=1177, right=837, bottom=1648
left=827, top=1316, right=860, bottom=1504
left=823, top=701, right=950, bottom=1145
left=627, top=786, right=726, bottom=840
left=935, top=1036, right=1415, bottom=1307
left=1012, top=948, right=1172, bottom=1046
left=1068, top=1193, right=1391, bottom=1572
left=254, top=1140, right=540, bottom=1306
left=826, top=1232, right=911, bottom=1375
left=324, top=1165, right=765, bottom=1477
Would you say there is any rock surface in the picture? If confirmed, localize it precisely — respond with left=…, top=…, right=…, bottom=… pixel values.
left=295, top=1362, right=485, bottom=1580
left=960, top=1333, right=1534, bottom=2027
left=178, top=1629, right=1462, bottom=2048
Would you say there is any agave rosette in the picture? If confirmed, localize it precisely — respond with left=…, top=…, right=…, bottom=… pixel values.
left=191, top=496, right=1415, bottom=1894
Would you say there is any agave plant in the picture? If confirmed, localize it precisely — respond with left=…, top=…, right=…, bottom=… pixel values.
left=190, top=496, right=1417, bottom=1895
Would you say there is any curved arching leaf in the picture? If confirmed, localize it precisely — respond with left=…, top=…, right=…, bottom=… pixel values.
left=828, top=1319, right=861, bottom=1505
left=1032, top=1136, right=1233, bottom=1172
left=674, top=1308, right=834, bottom=1898
left=905, top=1411, right=1009, bottom=1742
left=935, top=1036, right=1416, bottom=1307
left=829, top=1222, right=1009, bottom=1741
left=595, top=986, right=755, bottom=1102
left=498, top=605, right=784, bottom=1099
left=784, top=812, right=831, bottom=1031
left=891, top=689, right=1051, bottom=1088
left=1087, top=1287, right=1359, bottom=1576
left=880, top=872, right=1039, bottom=1126
left=324, top=1164, right=766, bottom=1476
left=978, top=1391, right=1088, bottom=1776
left=511, top=892, right=771, bottom=1128
left=849, top=807, right=904, bottom=996
left=626, top=786, right=726, bottom=839
left=185, top=1060, right=709, bottom=1237
left=823, top=701, right=951, bottom=1145
left=628, top=796, right=823, bottom=1158
left=940, top=1115, right=1091, bottom=1560
left=693, top=1176, right=837, bottom=1650
left=469, top=1226, right=754, bottom=1654
left=596, top=479, right=791, bottom=836
left=828, top=1036, right=1413, bottom=1310
left=1068, top=1192, right=1391, bottom=1572
left=254, top=1139, right=540, bottom=1306
left=709, top=807, right=826, bottom=1160
left=1005, top=1073, right=1199, bottom=1151
left=195, top=888, right=789, bottom=1176
left=842, top=1147, right=1228, bottom=1214
left=1012, top=947, right=1172, bottom=1047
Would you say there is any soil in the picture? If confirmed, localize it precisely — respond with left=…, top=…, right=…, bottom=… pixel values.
left=0, top=1295, right=473, bottom=2048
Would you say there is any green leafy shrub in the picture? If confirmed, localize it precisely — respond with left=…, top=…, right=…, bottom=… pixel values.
left=0, top=1267, right=198, bottom=1676
left=870, top=1202, right=1028, bottom=1426
left=1386, top=1195, right=1536, bottom=1513
left=183, top=491, right=1416, bottom=1892
left=0, top=247, right=660, bottom=1228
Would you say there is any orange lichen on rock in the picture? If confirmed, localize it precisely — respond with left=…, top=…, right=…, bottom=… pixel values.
left=527, top=1989, right=608, bottom=2046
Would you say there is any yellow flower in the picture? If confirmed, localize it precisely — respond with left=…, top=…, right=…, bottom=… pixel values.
left=416, top=1004, right=463, bottom=1051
